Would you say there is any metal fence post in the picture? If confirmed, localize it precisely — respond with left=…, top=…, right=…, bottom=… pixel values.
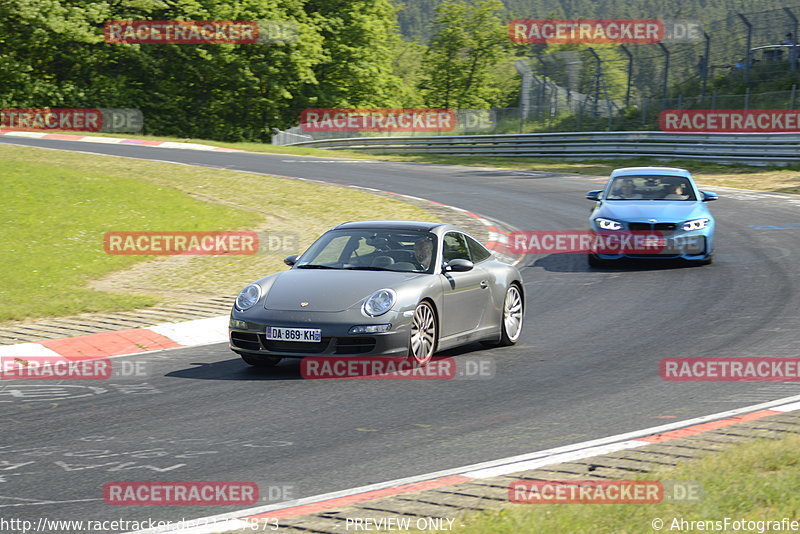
left=641, top=96, right=648, bottom=127
left=658, top=43, right=670, bottom=100
left=621, top=45, right=633, bottom=107
left=702, top=32, right=711, bottom=95
left=744, top=88, right=750, bottom=110
left=792, top=84, right=797, bottom=108
left=515, top=60, right=533, bottom=118
left=586, top=48, right=602, bottom=118
left=785, top=8, right=798, bottom=73
left=738, top=13, right=752, bottom=85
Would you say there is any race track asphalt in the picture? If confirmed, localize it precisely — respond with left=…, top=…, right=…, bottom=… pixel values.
left=2, top=137, right=800, bottom=531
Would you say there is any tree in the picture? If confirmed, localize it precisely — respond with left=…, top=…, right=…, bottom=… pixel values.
left=296, top=0, right=409, bottom=109
left=417, top=0, right=511, bottom=108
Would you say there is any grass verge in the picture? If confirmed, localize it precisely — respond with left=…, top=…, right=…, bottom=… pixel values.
left=430, top=434, right=800, bottom=534
left=34, top=131, right=800, bottom=194
left=0, top=144, right=436, bottom=323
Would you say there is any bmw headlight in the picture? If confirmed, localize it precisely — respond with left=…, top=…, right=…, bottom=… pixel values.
left=363, top=288, right=396, bottom=317
left=595, top=217, right=623, bottom=230
left=235, top=284, right=262, bottom=311
left=682, top=218, right=710, bottom=231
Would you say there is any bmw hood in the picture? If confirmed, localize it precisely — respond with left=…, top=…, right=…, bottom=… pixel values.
left=596, top=201, right=709, bottom=223
left=263, top=269, right=422, bottom=312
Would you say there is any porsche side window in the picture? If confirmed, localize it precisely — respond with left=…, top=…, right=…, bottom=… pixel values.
left=442, top=233, right=469, bottom=263
left=465, top=235, right=491, bottom=263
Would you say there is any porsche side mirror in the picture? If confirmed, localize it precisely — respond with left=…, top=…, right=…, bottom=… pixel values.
left=701, top=191, right=718, bottom=202
left=284, top=254, right=300, bottom=266
left=444, top=259, right=474, bottom=272
left=586, top=190, right=602, bottom=201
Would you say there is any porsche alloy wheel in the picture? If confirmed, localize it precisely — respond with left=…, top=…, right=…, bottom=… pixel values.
left=409, top=301, right=437, bottom=366
left=499, top=284, right=523, bottom=345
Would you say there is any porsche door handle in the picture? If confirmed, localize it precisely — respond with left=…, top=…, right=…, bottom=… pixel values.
left=480, top=280, right=489, bottom=289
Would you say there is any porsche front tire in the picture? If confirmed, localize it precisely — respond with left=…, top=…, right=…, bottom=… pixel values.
left=409, top=301, right=437, bottom=366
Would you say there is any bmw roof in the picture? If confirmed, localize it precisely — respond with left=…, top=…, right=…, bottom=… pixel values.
left=610, top=166, right=692, bottom=178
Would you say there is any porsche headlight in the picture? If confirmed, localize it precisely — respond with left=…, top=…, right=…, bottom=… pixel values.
left=235, top=284, right=262, bottom=311
left=682, top=218, right=710, bottom=231
left=363, top=288, right=396, bottom=317
left=595, top=217, right=623, bottom=230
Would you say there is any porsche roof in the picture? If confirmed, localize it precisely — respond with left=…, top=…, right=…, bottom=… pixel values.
left=333, top=221, right=446, bottom=231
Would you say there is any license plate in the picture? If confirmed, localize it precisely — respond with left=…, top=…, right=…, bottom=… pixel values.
left=643, top=237, right=667, bottom=248
left=266, top=326, right=321, bottom=343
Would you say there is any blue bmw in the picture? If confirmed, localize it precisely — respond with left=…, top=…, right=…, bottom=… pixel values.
left=586, top=167, right=717, bottom=266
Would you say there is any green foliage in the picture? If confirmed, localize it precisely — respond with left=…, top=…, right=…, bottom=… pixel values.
left=0, top=0, right=409, bottom=141
left=417, top=0, right=513, bottom=108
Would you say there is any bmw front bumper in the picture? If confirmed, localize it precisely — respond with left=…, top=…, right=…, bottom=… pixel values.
left=592, top=229, right=714, bottom=261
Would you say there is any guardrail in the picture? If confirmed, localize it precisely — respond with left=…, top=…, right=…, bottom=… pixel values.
left=285, top=131, right=800, bottom=165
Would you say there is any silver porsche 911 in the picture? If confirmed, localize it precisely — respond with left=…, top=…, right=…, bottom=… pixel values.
left=229, top=221, right=524, bottom=368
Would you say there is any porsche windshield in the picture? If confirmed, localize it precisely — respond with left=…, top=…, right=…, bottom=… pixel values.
left=297, top=229, right=437, bottom=273
left=606, top=175, right=697, bottom=201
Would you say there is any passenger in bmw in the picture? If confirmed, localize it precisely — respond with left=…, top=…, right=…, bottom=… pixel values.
left=664, top=182, right=690, bottom=200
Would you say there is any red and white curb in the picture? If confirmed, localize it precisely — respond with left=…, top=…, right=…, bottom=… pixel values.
left=0, top=129, right=242, bottom=152
left=0, top=316, right=229, bottom=361
left=127, top=394, right=800, bottom=534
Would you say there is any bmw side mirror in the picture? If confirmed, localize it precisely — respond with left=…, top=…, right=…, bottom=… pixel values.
left=284, top=254, right=299, bottom=266
left=586, top=190, right=602, bottom=201
left=701, top=191, right=718, bottom=202
left=444, top=259, right=474, bottom=272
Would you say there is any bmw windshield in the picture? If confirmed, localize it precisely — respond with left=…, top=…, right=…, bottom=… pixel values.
left=606, top=176, right=697, bottom=201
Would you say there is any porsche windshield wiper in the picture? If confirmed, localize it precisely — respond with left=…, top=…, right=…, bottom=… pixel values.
left=343, top=266, right=394, bottom=271
left=296, top=264, right=337, bottom=269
